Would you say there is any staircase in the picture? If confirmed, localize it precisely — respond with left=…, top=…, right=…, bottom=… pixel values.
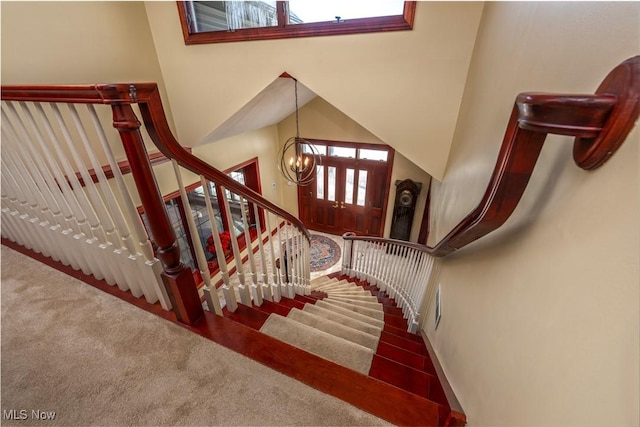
left=219, top=273, right=463, bottom=426
left=0, top=82, right=456, bottom=424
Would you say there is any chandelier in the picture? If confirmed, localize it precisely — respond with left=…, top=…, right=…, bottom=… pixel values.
left=277, top=78, right=319, bottom=186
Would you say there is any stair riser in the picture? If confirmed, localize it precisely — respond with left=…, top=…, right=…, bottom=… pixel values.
left=222, top=274, right=453, bottom=424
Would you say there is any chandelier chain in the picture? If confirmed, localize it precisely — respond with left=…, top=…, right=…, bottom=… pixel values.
left=294, top=78, right=300, bottom=138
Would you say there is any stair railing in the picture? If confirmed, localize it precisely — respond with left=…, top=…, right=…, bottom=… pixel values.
left=1, top=97, right=172, bottom=312
left=424, top=55, right=639, bottom=257
left=342, top=234, right=435, bottom=333
left=343, top=55, right=639, bottom=331
left=1, top=83, right=311, bottom=326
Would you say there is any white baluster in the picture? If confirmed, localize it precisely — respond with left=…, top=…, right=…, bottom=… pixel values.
left=48, top=103, right=117, bottom=285
left=66, top=104, right=153, bottom=298
left=221, top=185, right=249, bottom=305
left=0, top=164, right=39, bottom=250
left=29, top=104, right=98, bottom=277
left=367, top=241, right=377, bottom=285
left=341, top=237, right=351, bottom=276
left=293, top=229, right=302, bottom=294
left=275, top=219, right=286, bottom=299
left=352, top=240, right=361, bottom=278
left=253, top=204, right=271, bottom=301
left=401, top=248, right=419, bottom=316
left=61, top=104, right=130, bottom=288
left=240, top=196, right=261, bottom=306
left=2, top=114, right=82, bottom=269
left=373, top=241, right=383, bottom=286
left=304, top=236, right=311, bottom=294
left=20, top=102, right=86, bottom=271
left=265, top=212, right=281, bottom=302
left=387, top=243, right=402, bottom=299
left=407, top=251, right=423, bottom=317
left=2, top=105, right=64, bottom=263
left=172, top=161, right=222, bottom=315
left=283, top=222, right=295, bottom=298
left=380, top=241, right=392, bottom=292
left=298, top=231, right=305, bottom=293
left=85, top=104, right=170, bottom=309
left=201, top=178, right=235, bottom=312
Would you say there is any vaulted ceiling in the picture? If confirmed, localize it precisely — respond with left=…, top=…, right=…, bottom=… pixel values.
left=197, top=76, right=317, bottom=145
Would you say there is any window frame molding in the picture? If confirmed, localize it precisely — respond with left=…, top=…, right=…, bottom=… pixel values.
left=177, top=1, right=416, bottom=45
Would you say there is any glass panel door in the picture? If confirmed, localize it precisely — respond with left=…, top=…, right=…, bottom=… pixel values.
left=297, top=141, right=393, bottom=237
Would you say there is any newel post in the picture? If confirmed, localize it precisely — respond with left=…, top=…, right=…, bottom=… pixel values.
left=111, top=103, right=204, bottom=325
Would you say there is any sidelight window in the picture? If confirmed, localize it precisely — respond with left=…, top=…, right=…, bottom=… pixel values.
left=357, top=170, right=368, bottom=206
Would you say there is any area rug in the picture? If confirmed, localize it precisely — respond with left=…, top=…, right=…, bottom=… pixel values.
left=309, top=234, right=342, bottom=272
left=285, top=234, right=341, bottom=272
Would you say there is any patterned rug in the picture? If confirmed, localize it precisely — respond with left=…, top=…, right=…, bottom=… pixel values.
left=285, top=234, right=341, bottom=272
left=309, top=234, right=341, bottom=272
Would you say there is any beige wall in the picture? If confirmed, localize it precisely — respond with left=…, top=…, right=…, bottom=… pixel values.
left=277, top=96, right=431, bottom=239
left=1, top=2, right=161, bottom=85
left=192, top=126, right=283, bottom=206
left=1, top=1, right=174, bottom=161
left=143, top=1, right=484, bottom=181
left=425, top=3, right=639, bottom=426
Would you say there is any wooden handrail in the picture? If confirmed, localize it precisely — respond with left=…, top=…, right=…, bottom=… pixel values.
left=136, top=88, right=312, bottom=241
left=345, top=56, right=640, bottom=257
left=1, top=83, right=310, bottom=242
left=2, top=81, right=311, bottom=326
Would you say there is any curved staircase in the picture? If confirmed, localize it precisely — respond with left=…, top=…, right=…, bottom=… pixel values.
left=219, top=273, right=464, bottom=426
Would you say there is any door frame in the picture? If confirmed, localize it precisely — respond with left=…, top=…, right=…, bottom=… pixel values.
left=297, top=139, right=394, bottom=237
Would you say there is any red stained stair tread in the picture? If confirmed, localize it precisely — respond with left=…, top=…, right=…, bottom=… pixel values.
left=369, top=355, right=435, bottom=399
left=222, top=304, right=269, bottom=330
left=376, top=341, right=434, bottom=374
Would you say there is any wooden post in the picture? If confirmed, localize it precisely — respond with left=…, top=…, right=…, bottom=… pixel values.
left=111, top=103, right=203, bottom=325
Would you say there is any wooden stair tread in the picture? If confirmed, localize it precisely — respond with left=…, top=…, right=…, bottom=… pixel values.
left=384, top=323, right=423, bottom=342
left=222, top=303, right=268, bottom=330
left=376, top=341, right=434, bottom=374
left=380, top=330, right=429, bottom=356
left=384, top=313, right=409, bottom=329
left=275, top=297, right=306, bottom=310
left=192, top=310, right=451, bottom=426
left=252, top=299, right=291, bottom=317
left=219, top=274, right=456, bottom=424
left=369, top=355, right=444, bottom=403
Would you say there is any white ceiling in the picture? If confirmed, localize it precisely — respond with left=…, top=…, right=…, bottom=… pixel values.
left=196, top=76, right=317, bottom=145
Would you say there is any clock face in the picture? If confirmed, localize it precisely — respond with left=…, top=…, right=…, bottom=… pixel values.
left=399, top=190, right=413, bottom=206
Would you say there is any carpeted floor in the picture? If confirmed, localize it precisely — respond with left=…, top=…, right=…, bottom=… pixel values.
left=0, top=245, right=388, bottom=426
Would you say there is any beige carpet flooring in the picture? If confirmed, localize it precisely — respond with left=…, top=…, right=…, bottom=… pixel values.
left=0, top=245, right=388, bottom=426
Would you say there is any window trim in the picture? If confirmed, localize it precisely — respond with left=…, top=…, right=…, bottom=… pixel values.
left=177, top=1, right=416, bottom=45
left=137, top=158, right=264, bottom=283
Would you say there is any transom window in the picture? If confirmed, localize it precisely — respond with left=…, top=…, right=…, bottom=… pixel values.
left=303, top=142, right=390, bottom=162
left=178, top=1, right=416, bottom=44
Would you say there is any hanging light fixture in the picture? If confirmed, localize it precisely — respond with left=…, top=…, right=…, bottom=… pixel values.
left=278, top=78, right=319, bottom=186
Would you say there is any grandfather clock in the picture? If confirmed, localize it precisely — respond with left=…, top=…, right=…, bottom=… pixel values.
left=389, top=179, right=421, bottom=241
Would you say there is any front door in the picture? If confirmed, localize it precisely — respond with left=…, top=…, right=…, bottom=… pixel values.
left=298, top=142, right=392, bottom=237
